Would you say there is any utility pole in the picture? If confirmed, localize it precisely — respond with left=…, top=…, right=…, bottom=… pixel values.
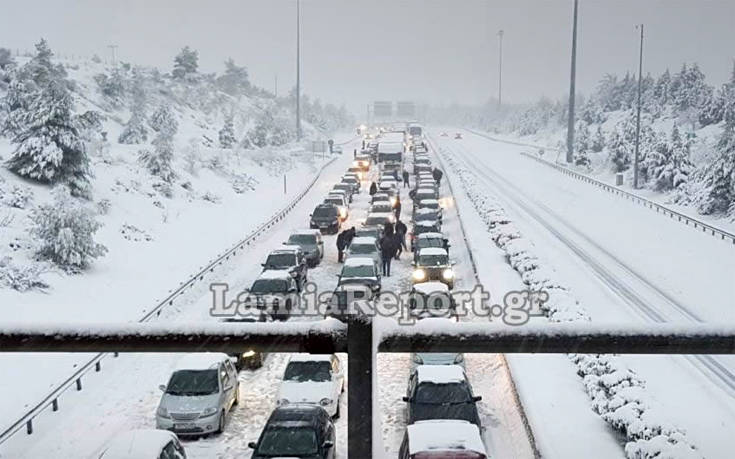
left=497, top=30, right=504, bottom=108
left=274, top=74, right=278, bottom=98
left=566, top=0, right=578, bottom=163
left=107, top=44, right=118, bottom=68
left=296, top=0, right=302, bottom=140
left=633, top=24, right=644, bottom=189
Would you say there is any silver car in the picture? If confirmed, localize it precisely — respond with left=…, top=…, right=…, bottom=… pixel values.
left=156, top=353, right=239, bottom=436
left=345, top=236, right=381, bottom=265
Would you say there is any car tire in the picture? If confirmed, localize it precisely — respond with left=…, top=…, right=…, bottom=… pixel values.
left=216, top=411, right=225, bottom=434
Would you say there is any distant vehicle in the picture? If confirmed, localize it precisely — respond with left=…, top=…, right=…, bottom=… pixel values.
left=249, top=405, right=335, bottom=459
left=337, top=257, right=381, bottom=294
left=363, top=212, right=395, bottom=229
left=341, top=175, right=361, bottom=193
left=416, top=198, right=441, bottom=212
left=410, top=222, right=443, bottom=254
left=414, top=187, right=439, bottom=202
left=370, top=202, right=393, bottom=214
left=412, top=232, right=449, bottom=260
left=454, top=133, right=463, bottom=139
left=310, top=204, right=341, bottom=235
left=398, top=420, right=487, bottom=459
left=99, top=429, right=186, bottom=459
left=414, top=163, right=432, bottom=175
left=408, top=125, right=423, bottom=138
left=411, top=351, right=465, bottom=370
left=354, top=155, right=371, bottom=171
left=403, top=365, right=482, bottom=427
left=324, top=194, right=349, bottom=221
left=220, top=317, right=266, bottom=370
left=327, top=284, right=375, bottom=320
left=156, top=353, right=239, bottom=436
left=378, top=141, right=404, bottom=164
left=332, top=145, right=343, bottom=154
left=371, top=193, right=391, bottom=206
left=262, top=246, right=308, bottom=290
left=329, top=189, right=352, bottom=207
left=347, top=166, right=365, bottom=179
left=276, top=354, right=345, bottom=418
left=440, top=132, right=448, bottom=137
left=354, top=226, right=383, bottom=241
left=413, top=207, right=442, bottom=225
left=287, top=230, right=324, bottom=267
left=379, top=179, right=398, bottom=192
left=244, top=270, right=300, bottom=320
left=332, top=183, right=355, bottom=203
left=407, top=282, right=457, bottom=318
left=345, top=236, right=381, bottom=265
left=412, top=247, right=455, bottom=289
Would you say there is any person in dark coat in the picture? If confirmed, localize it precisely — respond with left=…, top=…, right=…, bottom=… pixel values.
left=392, top=232, right=404, bottom=259
left=432, top=167, right=443, bottom=185
left=369, top=182, right=378, bottom=196
left=402, top=170, right=410, bottom=188
left=395, top=219, right=408, bottom=249
left=394, top=196, right=402, bottom=220
left=383, top=221, right=394, bottom=237
left=353, top=148, right=357, bottom=158
left=345, top=226, right=356, bottom=246
left=408, top=188, right=416, bottom=201
left=392, top=169, right=399, bottom=181
left=379, top=234, right=398, bottom=276
left=336, top=231, right=348, bottom=263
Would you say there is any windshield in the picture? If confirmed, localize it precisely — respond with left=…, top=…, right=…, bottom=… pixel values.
left=419, top=255, right=448, bottom=266
left=365, top=216, right=388, bottom=226
left=350, top=244, right=375, bottom=254
left=257, top=426, right=318, bottom=456
left=288, top=234, right=317, bottom=245
left=414, top=382, right=472, bottom=404
left=284, top=361, right=332, bottom=382
left=251, top=279, right=289, bottom=294
left=419, top=201, right=439, bottom=209
left=418, top=239, right=444, bottom=249
left=265, top=253, right=296, bottom=268
left=415, top=213, right=436, bottom=222
left=325, top=198, right=342, bottom=206
left=342, top=265, right=375, bottom=278
left=166, top=370, right=219, bottom=396
left=313, top=207, right=337, bottom=218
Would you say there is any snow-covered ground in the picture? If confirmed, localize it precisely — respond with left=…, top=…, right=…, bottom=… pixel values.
left=434, top=128, right=735, bottom=458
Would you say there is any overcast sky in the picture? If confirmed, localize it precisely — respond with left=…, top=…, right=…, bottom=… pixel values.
left=2, top=0, right=734, bottom=113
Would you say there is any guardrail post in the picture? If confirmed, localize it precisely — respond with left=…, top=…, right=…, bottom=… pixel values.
left=52, top=399, right=58, bottom=411
left=26, top=420, right=32, bottom=435
left=75, top=378, right=82, bottom=391
left=347, top=315, right=373, bottom=458
left=95, top=361, right=101, bottom=372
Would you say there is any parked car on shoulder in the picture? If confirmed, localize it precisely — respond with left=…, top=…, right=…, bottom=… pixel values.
left=332, top=183, right=354, bottom=202
left=398, top=420, right=487, bottom=459
left=249, top=405, right=335, bottom=459
left=310, top=204, right=341, bottom=234
left=262, top=245, right=308, bottom=290
left=403, top=365, right=482, bottom=427
left=341, top=175, right=361, bottom=193
left=156, top=353, right=239, bottom=436
left=276, top=354, right=345, bottom=418
left=99, top=429, right=186, bottom=459
left=287, top=230, right=325, bottom=267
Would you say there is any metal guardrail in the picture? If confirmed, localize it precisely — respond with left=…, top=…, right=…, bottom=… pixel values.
left=0, top=155, right=339, bottom=444
left=464, top=128, right=735, bottom=246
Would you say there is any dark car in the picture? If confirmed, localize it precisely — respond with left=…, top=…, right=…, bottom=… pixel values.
left=332, top=183, right=354, bottom=203
left=412, top=247, right=455, bottom=289
left=220, top=316, right=266, bottom=370
left=287, top=230, right=324, bottom=267
left=249, top=405, right=335, bottom=459
left=310, top=204, right=341, bottom=234
left=337, top=257, right=382, bottom=294
left=403, top=365, right=482, bottom=427
left=262, top=246, right=308, bottom=291
left=244, top=270, right=300, bottom=321
left=412, top=232, right=450, bottom=261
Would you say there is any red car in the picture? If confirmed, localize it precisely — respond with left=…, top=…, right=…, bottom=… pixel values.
left=398, top=419, right=488, bottom=459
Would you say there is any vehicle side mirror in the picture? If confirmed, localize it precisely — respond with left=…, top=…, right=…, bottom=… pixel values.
left=473, top=395, right=483, bottom=402
left=158, top=384, right=166, bottom=392
left=402, top=396, right=410, bottom=402
left=323, top=440, right=334, bottom=449
left=248, top=441, right=257, bottom=449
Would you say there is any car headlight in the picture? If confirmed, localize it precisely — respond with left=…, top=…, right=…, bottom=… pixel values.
left=442, top=269, right=454, bottom=280
left=339, top=208, right=347, bottom=218
left=310, top=220, right=317, bottom=225
left=201, top=406, right=218, bottom=417
left=242, top=350, right=256, bottom=358
left=454, top=354, right=465, bottom=364
left=390, top=197, right=397, bottom=206
left=320, top=398, right=333, bottom=406
left=412, top=354, right=423, bottom=364
left=277, top=398, right=290, bottom=406
left=412, top=269, right=426, bottom=281
left=156, top=406, right=170, bottom=418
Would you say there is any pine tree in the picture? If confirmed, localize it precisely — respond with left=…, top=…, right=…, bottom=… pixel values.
left=172, top=46, right=198, bottom=80
left=218, top=116, right=236, bottom=149
left=647, top=124, right=693, bottom=191
left=654, top=69, right=672, bottom=106
left=574, top=121, right=592, bottom=168
left=118, top=70, right=148, bottom=144
left=697, top=121, right=735, bottom=215
left=216, top=58, right=250, bottom=96
left=591, top=126, right=605, bottom=153
left=140, top=105, right=178, bottom=182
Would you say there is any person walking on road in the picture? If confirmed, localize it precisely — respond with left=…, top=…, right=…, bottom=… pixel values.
left=393, top=196, right=402, bottom=220
left=369, top=181, right=378, bottom=196
left=432, top=167, right=443, bottom=186
left=402, top=169, right=410, bottom=188
left=336, top=230, right=348, bottom=263
left=345, top=226, right=356, bottom=246
left=379, top=233, right=398, bottom=276
left=395, top=219, right=408, bottom=251
left=354, top=148, right=357, bottom=159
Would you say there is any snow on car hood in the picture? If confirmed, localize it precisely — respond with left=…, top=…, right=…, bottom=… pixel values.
left=159, top=392, right=220, bottom=413
left=278, top=380, right=333, bottom=404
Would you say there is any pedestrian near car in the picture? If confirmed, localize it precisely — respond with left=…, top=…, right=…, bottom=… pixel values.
left=394, top=196, right=402, bottom=220
left=432, top=167, right=443, bottom=185
left=402, top=170, right=410, bottom=188
left=345, top=226, right=356, bottom=246
left=336, top=230, right=348, bottom=263
left=383, top=221, right=394, bottom=237
left=369, top=182, right=378, bottom=196
left=354, top=148, right=357, bottom=159
left=395, top=219, right=408, bottom=250
left=379, top=234, right=398, bottom=276
left=392, top=232, right=404, bottom=259
left=392, top=169, right=399, bottom=181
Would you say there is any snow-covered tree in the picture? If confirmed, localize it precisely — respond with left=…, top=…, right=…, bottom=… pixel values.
left=645, top=124, right=693, bottom=191
left=149, top=104, right=177, bottom=135
left=591, top=125, right=605, bottom=153
left=118, top=70, right=148, bottom=144
left=94, top=67, right=125, bottom=106
left=696, top=121, right=735, bottom=215
left=216, top=58, right=250, bottom=96
left=30, top=188, right=107, bottom=271
left=218, top=115, right=236, bottom=149
left=172, top=46, right=198, bottom=80
left=140, top=105, right=178, bottom=182
left=606, top=111, right=655, bottom=174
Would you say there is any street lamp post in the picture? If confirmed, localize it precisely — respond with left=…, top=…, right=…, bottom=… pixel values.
left=633, top=24, right=644, bottom=189
left=566, top=0, right=579, bottom=164
left=296, top=0, right=302, bottom=140
left=497, top=30, right=504, bottom=108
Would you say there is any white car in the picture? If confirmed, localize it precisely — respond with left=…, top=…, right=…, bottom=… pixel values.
left=398, top=420, right=488, bottom=459
left=99, top=430, right=186, bottom=459
left=345, top=236, right=381, bottom=265
left=276, top=354, right=345, bottom=418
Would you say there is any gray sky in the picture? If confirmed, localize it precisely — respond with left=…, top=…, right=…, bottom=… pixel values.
left=2, top=0, right=734, bottom=113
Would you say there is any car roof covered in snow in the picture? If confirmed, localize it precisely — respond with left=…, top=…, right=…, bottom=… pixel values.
left=367, top=212, right=393, bottom=219
left=273, top=245, right=302, bottom=253
left=257, top=269, right=294, bottom=280
left=418, top=199, right=440, bottom=205
left=174, top=353, right=229, bottom=371
left=418, top=247, right=448, bottom=256
left=406, top=420, right=486, bottom=456
left=412, top=281, right=450, bottom=295
left=416, top=207, right=438, bottom=214
left=291, top=229, right=321, bottom=236
left=417, top=232, right=444, bottom=239
left=415, top=365, right=466, bottom=384
left=288, top=353, right=334, bottom=362
left=415, top=221, right=439, bottom=227
left=351, top=236, right=377, bottom=245
left=344, top=257, right=375, bottom=267
left=100, top=429, right=178, bottom=458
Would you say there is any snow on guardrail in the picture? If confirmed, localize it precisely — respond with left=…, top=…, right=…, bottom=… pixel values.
left=0, top=154, right=339, bottom=444
left=437, top=142, right=702, bottom=459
